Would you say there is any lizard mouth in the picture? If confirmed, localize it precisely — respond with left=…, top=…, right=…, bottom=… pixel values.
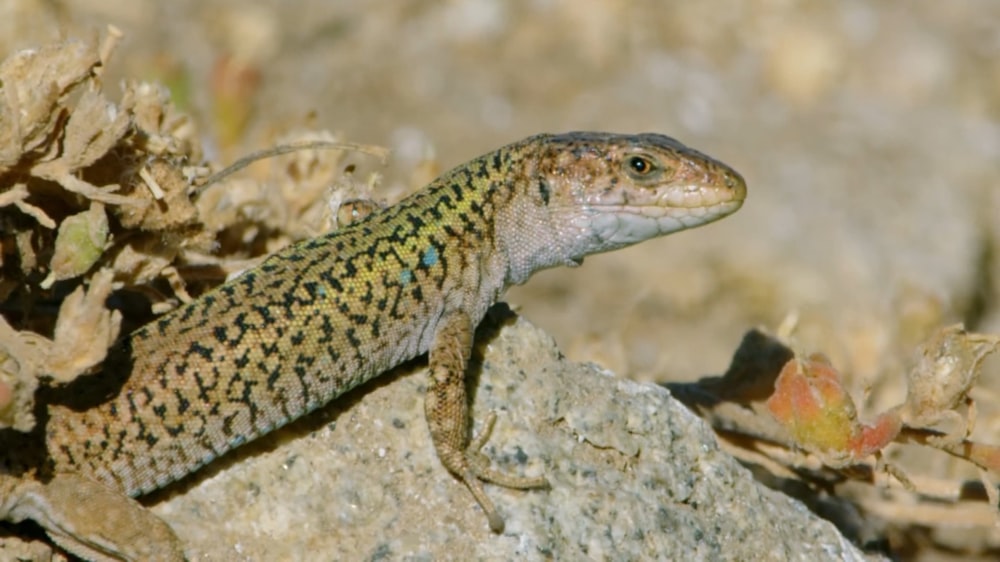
left=574, top=198, right=744, bottom=251
left=619, top=198, right=745, bottom=226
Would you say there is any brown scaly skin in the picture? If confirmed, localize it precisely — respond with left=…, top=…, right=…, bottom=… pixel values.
left=0, top=132, right=745, bottom=560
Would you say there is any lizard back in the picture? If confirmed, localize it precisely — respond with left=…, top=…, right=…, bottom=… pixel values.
left=39, top=138, right=540, bottom=496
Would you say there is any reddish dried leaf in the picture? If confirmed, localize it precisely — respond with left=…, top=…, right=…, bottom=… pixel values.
left=767, top=353, right=900, bottom=463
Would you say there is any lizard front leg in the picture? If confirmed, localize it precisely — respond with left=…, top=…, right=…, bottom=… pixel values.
left=424, top=309, right=547, bottom=533
left=0, top=473, right=184, bottom=562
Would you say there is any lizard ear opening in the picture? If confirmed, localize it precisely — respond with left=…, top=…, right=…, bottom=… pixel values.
left=537, top=179, right=551, bottom=205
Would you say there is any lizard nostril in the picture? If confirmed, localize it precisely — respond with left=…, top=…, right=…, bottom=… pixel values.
left=723, top=170, right=745, bottom=193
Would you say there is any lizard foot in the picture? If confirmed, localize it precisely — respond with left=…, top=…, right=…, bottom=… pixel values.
left=460, top=411, right=548, bottom=533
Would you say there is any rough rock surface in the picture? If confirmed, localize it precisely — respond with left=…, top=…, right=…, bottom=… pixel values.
left=148, top=308, right=872, bottom=561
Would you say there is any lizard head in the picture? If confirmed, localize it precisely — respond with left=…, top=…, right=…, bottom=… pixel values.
left=529, top=131, right=746, bottom=260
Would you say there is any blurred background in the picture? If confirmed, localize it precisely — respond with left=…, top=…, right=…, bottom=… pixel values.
left=3, top=1, right=999, bottom=556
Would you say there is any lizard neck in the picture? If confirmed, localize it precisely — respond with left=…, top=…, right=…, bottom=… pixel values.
left=492, top=185, right=577, bottom=287
left=456, top=137, right=578, bottom=291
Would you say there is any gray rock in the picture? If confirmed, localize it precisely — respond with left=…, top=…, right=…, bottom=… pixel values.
left=150, top=308, right=874, bottom=561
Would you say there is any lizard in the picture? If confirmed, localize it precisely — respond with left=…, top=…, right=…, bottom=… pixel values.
left=0, top=131, right=746, bottom=561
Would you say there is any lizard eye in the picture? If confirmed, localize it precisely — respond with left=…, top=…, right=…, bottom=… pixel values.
left=625, top=155, right=657, bottom=179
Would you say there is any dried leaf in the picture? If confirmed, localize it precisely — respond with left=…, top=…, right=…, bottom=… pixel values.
left=57, top=88, right=130, bottom=169
left=13, top=225, right=38, bottom=274
left=107, top=236, right=179, bottom=287
left=0, top=315, right=45, bottom=432
left=121, top=80, right=199, bottom=159
left=45, top=268, right=121, bottom=383
left=210, top=54, right=261, bottom=149
left=767, top=354, right=858, bottom=452
left=766, top=353, right=901, bottom=465
left=116, top=158, right=199, bottom=231
left=0, top=183, right=56, bottom=228
left=0, top=38, right=100, bottom=170
left=902, top=324, right=1000, bottom=439
left=42, top=203, right=109, bottom=288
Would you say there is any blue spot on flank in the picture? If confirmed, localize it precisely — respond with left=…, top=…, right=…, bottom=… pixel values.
left=316, top=284, right=327, bottom=297
left=421, top=246, right=439, bottom=267
left=400, top=269, right=414, bottom=285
